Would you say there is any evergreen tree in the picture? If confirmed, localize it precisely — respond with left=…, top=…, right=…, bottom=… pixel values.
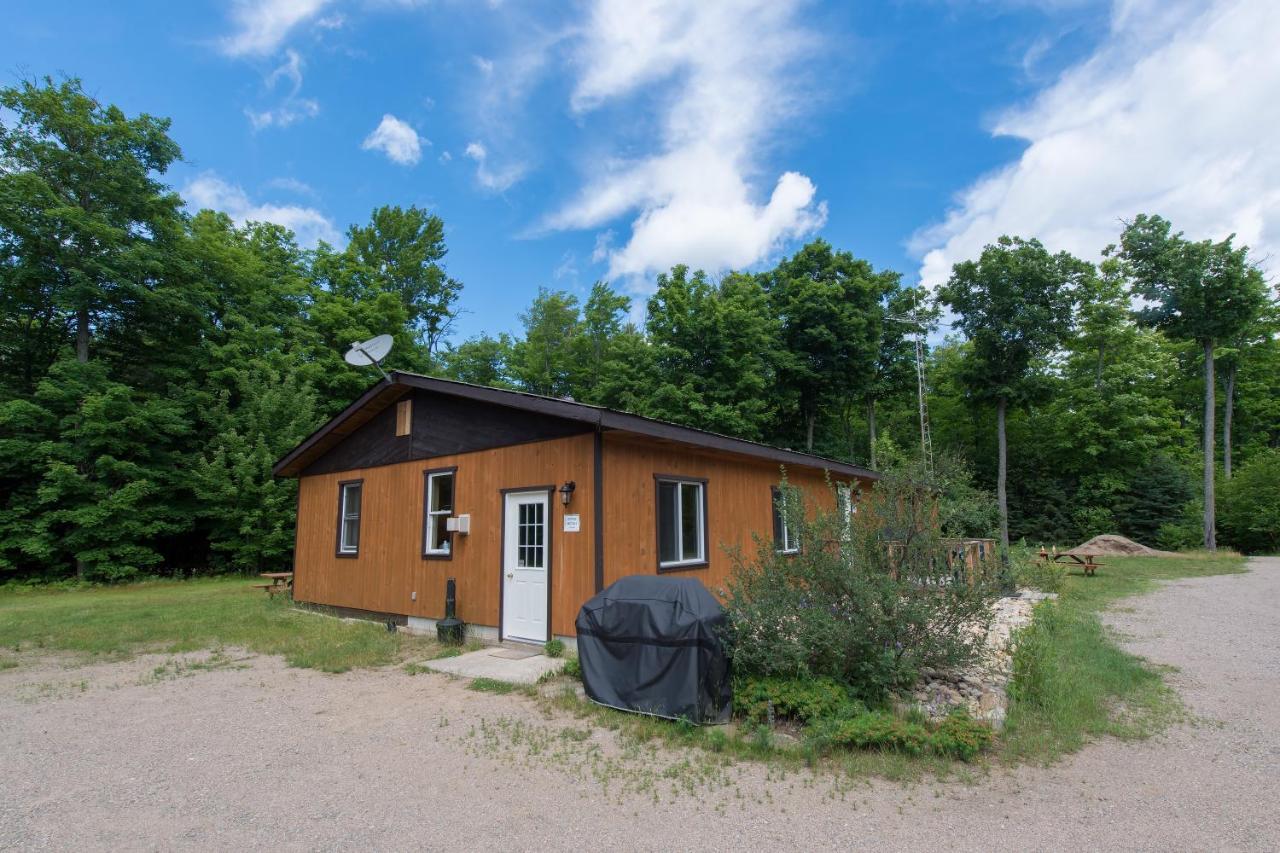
left=510, top=288, right=581, bottom=397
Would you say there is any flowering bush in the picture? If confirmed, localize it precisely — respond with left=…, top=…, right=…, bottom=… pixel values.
left=722, top=464, right=998, bottom=702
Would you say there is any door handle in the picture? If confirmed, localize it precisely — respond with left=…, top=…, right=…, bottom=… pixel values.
left=506, top=572, right=514, bottom=578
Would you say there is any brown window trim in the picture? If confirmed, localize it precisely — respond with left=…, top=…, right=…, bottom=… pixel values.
left=653, top=474, right=710, bottom=573
left=335, top=478, right=364, bottom=559
left=422, top=466, right=459, bottom=560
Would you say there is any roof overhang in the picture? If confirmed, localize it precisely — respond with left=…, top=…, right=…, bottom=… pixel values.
left=272, top=372, right=881, bottom=481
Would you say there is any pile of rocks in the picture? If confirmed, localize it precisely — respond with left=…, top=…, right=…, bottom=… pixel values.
left=908, top=589, right=1056, bottom=729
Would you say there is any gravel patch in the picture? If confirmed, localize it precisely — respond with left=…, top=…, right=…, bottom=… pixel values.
left=2, top=558, right=1277, bottom=851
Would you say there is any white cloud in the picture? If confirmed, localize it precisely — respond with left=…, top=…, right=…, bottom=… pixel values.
left=465, top=141, right=525, bottom=192
left=267, top=48, right=305, bottom=92
left=473, top=56, right=495, bottom=76
left=244, top=49, right=319, bottom=130
left=912, top=0, right=1280, bottom=286
left=184, top=172, right=341, bottom=247
left=265, top=176, right=318, bottom=197
left=220, top=0, right=333, bottom=57
left=543, top=0, right=827, bottom=282
left=362, top=114, right=425, bottom=165
left=246, top=98, right=319, bottom=130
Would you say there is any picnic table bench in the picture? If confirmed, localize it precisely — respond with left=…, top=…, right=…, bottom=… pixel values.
left=252, top=572, right=293, bottom=596
left=1038, top=547, right=1105, bottom=576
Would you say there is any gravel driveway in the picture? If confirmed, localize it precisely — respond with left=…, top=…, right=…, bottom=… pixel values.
left=3, top=557, right=1278, bottom=851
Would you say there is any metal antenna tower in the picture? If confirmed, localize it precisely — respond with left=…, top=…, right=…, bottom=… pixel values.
left=885, top=313, right=934, bottom=477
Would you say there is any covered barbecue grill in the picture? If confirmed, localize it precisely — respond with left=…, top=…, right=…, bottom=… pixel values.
left=574, top=575, right=732, bottom=724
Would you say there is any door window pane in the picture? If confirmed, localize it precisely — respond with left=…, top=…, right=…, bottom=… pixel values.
left=517, top=501, right=544, bottom=568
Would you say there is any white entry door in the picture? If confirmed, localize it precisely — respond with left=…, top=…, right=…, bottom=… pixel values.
left=502, top=490, right=550, bottom=643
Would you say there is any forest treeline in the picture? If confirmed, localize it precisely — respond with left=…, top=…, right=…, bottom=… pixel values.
left=2, top=78, right=1278, bottom=582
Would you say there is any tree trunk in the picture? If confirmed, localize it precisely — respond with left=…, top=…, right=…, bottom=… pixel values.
left=805, top=413, right=816, bottom=452
left=1223, top=363, right=1236, bottom=480
left=867, top=398, right=877, bottom=469
left=1203, top=341, right=1216, bottom=551
left=76, top=306, right=90, bottom=363
left=997, top=397, right=1009, bottom=551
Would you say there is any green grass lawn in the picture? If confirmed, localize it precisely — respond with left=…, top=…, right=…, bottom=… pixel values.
left=0, top=577, right=442, bottom=672
left=1000, top=551, right=1247, bottom=763
left=0, top=550, right=1252, bottom=776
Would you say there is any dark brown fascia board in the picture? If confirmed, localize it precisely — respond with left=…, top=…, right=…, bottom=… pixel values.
left=272, top=370, right=881, bottom=481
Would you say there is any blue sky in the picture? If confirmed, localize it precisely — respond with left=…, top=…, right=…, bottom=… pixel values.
left=4, top=1, right=1276, bottom=344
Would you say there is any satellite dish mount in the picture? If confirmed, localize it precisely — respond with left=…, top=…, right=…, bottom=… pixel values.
left=344, top=334, right=395, bottom=381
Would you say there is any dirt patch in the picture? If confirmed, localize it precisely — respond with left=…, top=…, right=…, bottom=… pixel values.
left=3, top=559, right=1278, bottom=850
left=1066, top=533, right=1181, bottom=557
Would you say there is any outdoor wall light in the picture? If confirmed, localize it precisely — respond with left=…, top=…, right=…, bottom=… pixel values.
left=559, top=481, right=576, bottom=506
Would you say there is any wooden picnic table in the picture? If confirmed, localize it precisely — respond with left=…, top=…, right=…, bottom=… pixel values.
left=252, top=572, right=294, bottom=596
left=1039, top=548, right=1104, bottom=576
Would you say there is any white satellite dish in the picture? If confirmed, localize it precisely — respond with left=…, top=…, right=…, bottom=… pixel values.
left=344, top=334, right=394, bottom=380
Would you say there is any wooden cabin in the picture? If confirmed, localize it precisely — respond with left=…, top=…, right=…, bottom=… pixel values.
left=273, top=373, right=879, bottom=645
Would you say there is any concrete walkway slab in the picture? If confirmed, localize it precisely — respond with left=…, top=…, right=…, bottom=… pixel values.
left=424, top=646, right=564, bottom=685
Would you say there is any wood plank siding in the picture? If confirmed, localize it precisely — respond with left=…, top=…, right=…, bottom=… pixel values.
left=600, top=432, right=857, bottom=594
left=292, top=428, right=872, bottom=636
left=294, top=433, right=596, bottom=638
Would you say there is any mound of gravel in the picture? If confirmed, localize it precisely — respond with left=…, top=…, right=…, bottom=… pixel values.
left=1067, top=534, right=1180, bottom=557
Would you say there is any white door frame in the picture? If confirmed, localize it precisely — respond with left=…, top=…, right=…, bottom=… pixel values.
left=500, top=488, right=552, bottom=643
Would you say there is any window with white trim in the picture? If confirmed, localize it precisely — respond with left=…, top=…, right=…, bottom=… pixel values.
left=338, top=481, right=362, bottom=554
left=657, top=478, right=706, bottom=568
left=837, top=483, right=856, bottom=539
left=772, top=487, right=800, bottom=554
left=423, top=470, right=455, bottom=556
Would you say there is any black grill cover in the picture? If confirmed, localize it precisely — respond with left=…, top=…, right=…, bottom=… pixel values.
left=575, top=575, right=732, bottom=724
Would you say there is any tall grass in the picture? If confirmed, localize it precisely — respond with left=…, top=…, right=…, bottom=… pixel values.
left=1001, top=551, right=1246, bottom=762
left=0, top=577, right=436, bottom=672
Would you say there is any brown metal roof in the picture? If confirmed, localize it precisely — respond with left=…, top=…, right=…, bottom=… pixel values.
left=272, top=371, right=881, bottom=480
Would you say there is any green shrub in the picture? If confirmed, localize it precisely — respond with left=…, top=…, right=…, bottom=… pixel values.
left=1012, top=545, right=1066, bottom=593
left=808, top=708, right=994, bottom=760
left=1219, top=450, right=1280, bottom=554
left=562, top=656, right=581, bottom=679
left=543, top=638, right=565, bottom=658
left=813, top=711, right=930, bottom=755
left=723, top=464, right=998, bottom=702
left=735, top=675, right=860, bottom=724
left=929, top=710, right=994, bottom=760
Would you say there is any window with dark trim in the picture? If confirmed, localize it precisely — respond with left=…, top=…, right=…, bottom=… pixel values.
left=772, top=486, right=799, bottom=554
left=423, top=468, right=456, bottom=558
left=337, top=481, right=363, bottom=556
left=656, top=476, right=706, bottom=570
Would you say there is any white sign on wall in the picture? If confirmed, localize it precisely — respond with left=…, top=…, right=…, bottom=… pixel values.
left=563, top=514, right=581, bottom=533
